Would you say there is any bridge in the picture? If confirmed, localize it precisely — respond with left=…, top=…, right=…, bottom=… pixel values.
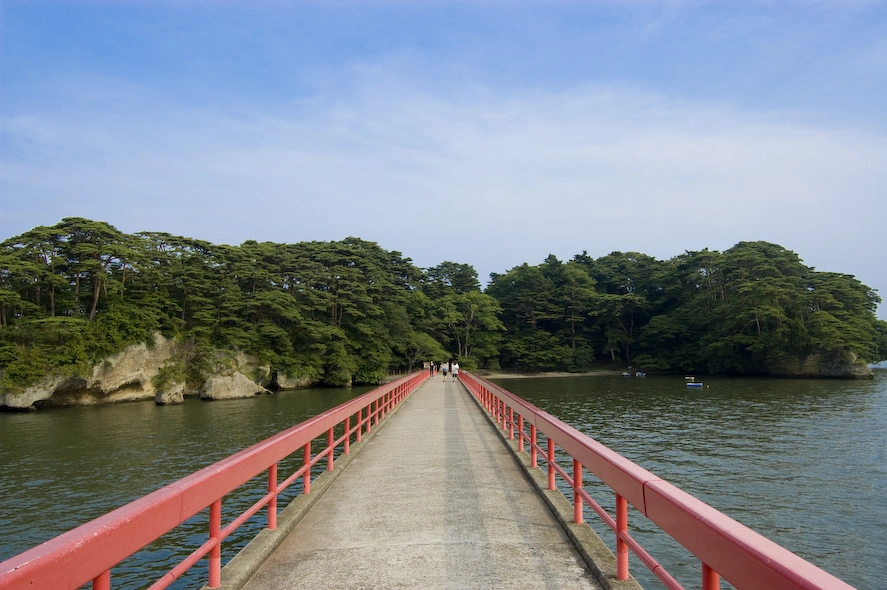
left=0, top=372, right=856, bottom=590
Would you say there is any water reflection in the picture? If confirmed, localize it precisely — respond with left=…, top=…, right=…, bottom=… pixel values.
left=0, top=386, right=372, bottom=589
left=492, top=373, right=886, bottom=590
left=2, top=375, right=883, bottom=590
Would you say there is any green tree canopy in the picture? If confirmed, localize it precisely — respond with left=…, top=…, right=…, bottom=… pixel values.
left=2, top=220, right=883, bottom=389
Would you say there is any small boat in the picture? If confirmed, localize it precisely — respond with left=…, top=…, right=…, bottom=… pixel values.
left=686, top=382, right=703, bottom=388
left=622, top=372, right=631, bottom=377
left=635, top=371, right=646, bottom=377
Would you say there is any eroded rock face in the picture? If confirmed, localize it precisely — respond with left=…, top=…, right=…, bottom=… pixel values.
left=155, top=381, right=186, bottom=405
left=1, top=334, right=179, bottom=409
left=201, top=371, right=267, bottom=400
left=770, top=352, right=874, bottom=379
left=0, top=334, right=271, bottom=409
left=89, top=333, right=180, bottom=400
left=275, top=373, right=313, bottom=390
left=0, top=374, right=64, bottom=409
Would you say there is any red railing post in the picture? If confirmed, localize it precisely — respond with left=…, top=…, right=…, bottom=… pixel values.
left=327, top=428, right=334, bottom=471
left=345, top=416, right=351, bottom=455
left=508, top=407, right=514, bottom=439
left=268, top=462, right=278, bottom=530
left=303, top=442, right=312, bottom=495
left=702, top=563, right=720, bottom=590
left=518, top=414, right=524, bottom=452
left=208, top=499, right=222, bottom=588
left=92, top=570, right=110, bottom=590
left=573, top=459, right=584, bottom=524
left=547, top=437, right=556, bottom=490
left=616, top=494, right=629, bottom=580
left=530, top=424, right=538, bottom=468
left=357, top=408, right=363, bottom=442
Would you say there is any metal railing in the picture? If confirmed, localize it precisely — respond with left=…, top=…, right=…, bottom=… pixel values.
left=0, top=371, right=427, bottom=590
left=458, top=371, right=855, bottom=590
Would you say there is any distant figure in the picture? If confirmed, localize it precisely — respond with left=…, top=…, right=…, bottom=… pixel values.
left=429, top=363, right=434, bottom=377
left=441, top=364, right=448, bottom=381
left=451, top=362, right=459, bottom=382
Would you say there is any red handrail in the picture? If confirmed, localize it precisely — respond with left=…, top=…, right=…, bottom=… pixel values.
left=458, top=371, right=855, bottom=590
left=0, top=371, right=427, bottom=590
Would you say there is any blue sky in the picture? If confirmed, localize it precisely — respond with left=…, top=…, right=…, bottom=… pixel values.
left=2, top=1, right=886, bottom=316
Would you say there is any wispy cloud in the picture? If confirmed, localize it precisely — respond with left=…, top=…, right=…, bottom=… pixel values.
left=3, top=71, right=885, bottom=299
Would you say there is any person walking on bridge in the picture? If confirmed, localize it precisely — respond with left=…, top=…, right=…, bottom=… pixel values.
left=451, top=362, right=459, bottom=382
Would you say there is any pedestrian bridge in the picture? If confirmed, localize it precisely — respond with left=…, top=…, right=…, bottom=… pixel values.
left=0, top=372, right=855, bottom=590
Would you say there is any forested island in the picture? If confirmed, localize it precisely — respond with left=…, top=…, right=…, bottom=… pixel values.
left=2, top=218, right=885, bottom=408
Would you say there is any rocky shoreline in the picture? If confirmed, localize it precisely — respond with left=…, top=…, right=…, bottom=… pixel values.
left=1, top=335, right=873, bottom=411
left=477, top=357, right=874, bottom=381
left=0, top=333, right=311, bottom=411
left=477, top=360, right=874, bottom=381
left=475, top=370, right=625, bottom=379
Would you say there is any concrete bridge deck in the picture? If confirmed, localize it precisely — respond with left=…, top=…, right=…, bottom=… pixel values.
left=228, top=376, right=609, bottom=589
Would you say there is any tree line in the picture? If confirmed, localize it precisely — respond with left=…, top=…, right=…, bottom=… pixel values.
left=488, top=244, right=887, bottom=373
left=1, top=218, right=885, bottom=391
left=0, top=218, right=500, bottom=389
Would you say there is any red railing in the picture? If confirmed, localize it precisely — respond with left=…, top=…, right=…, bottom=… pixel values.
left=459, top=371, right=855, bottom=590
left=0, top=371, right=427, bottom=590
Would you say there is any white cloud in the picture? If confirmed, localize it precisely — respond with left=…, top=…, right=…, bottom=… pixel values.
left=3, top=74, right=886, bottom=312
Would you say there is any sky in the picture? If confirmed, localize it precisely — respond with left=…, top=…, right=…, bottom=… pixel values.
left=2, top=0, right=886, bottom=317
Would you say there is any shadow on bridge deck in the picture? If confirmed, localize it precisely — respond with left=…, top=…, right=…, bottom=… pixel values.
left=212, top=377, right=640, bottom=590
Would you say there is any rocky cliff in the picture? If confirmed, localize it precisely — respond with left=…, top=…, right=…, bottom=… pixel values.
left=768, top=351, right=874, bottom=379
left=0, top=334, right=279, bottom=410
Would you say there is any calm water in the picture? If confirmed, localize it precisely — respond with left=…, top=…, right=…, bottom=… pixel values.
left=2, top=375, right=885, bottom=589
left=490, top=372, right=887, bottom=590
left=0, top=386, right=373, bottom=589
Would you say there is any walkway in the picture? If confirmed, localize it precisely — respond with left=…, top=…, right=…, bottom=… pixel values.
left=239, top=376, right=603, bottom=589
